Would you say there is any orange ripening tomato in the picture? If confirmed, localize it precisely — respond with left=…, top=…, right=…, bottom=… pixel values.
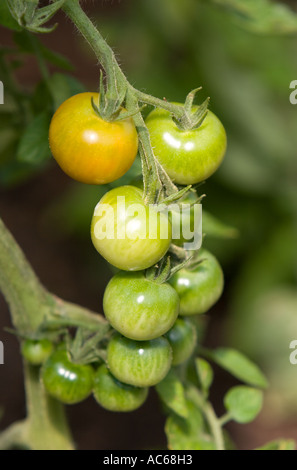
left=49, top=92, right=139, bottom=184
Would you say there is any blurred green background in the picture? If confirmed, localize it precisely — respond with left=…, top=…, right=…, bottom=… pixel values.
left=1, top=0, right=297, bottom=449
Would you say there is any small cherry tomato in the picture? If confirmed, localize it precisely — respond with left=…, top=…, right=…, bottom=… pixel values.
left=21, top=339, right=53, bottom=365
left=49, top=92, right=138, bottom=184
left=165, top=318, right=197, bottom=365
left=41, top=350, right=94, bottom=404
left=169, top=249, right=224, bottom=315
left=107, top=334, right=172, bottom=387
left=93, top=364, right=148, bottom=412
left=103, top=271, right=179, bottom=340
left=91, top=185, right=172, bottom=271
left=145, top=105, right=227, bottom=185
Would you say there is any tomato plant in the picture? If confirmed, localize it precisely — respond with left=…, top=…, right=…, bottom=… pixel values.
left=49, top=92, right=138, bottom=185
left=21, top=339, right=53, bottom=365
left=93, top=364, right=148, bottom=412
left=145, top=105, right=227, bottom=185
left=169, top=249, right=224, bottom=315
left=103, top=271, right=179, bottom=340
left=41, top=350, right=94, bottom=405
left=165, top=318, right=197, bottom=365
left=91, top=185, right=172, bottom=271
left=107, top=334, right=172, bottom=387
left=0, top=0, right=284, bottom=453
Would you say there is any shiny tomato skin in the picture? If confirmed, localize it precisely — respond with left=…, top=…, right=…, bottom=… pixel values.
left=169, top=249, right=224, bottom=315
left=103, top=271, right=179, bottom=340
left=93, top=364, right=148, bottom=412
left=49, top=93, right=138, bottom=185
left=91, top=185, right=172, bottom=271
left=41, top=350, right=94, bottom=405
left=107, top=334, right=172, bottom=387
left=165, top=318, right=197, bottom=365
left=145, top=105, right=227, bottom=185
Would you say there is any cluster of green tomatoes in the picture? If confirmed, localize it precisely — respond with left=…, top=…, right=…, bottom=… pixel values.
left=21, top=92, right=226, bottom=412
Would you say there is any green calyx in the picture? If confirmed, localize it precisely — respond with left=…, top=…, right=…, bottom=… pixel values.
left=172, top=88, right=210, bottom=131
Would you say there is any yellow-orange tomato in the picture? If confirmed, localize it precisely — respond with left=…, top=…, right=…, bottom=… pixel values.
left=49, top=93, right=138, bottom=184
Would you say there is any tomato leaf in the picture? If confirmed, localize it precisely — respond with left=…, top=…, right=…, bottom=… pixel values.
left=224, top=386, right=263, bottom=424
left=210, top=0, right=297, bottom=34
left=0, top=1, right=22, bottom=31
left=156, top=369, right=188, bottom=419
left=203, top=210, right=239, bottom=239
left=206, top=347, right=268, bottom=389
left=256, top=439, right=296, bottom=451
left=17, top=111, right=51, bottom=164
left=165, top=398, right=215, bottom=450
left=195, top=358, right=213, bottom=397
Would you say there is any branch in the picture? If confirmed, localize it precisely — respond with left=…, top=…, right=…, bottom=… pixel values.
left=0, top=216, right=107, bottom=334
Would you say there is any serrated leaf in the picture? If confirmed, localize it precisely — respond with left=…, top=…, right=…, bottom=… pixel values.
left=17, top=111, right=51, bottom=164
left=256, top=439, right=296, bottom=451
left=224, top=386, right=263, bottom=424
left=210, top=0, right=297, bottom=34
left=207, top=348, right=268, bottom=389
left=165, top=399, right=215, bottom=450
left=0, top=1, right=22, bottom=31
left=195, top=358, right=213, bottom=396
left=156, top=370, right=188, bottom=418
left=203, top=210, right=239, bottom=239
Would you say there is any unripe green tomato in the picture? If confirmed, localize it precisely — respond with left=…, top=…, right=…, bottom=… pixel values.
left=165, top=318, right=197, bottom=365
left=21, top=339, right=53, bottom=365
left=145, top=105, right=227, bottom=185
left=91, top=185, right=172, bottom=271
left=41, top=350, right=94, bottom=405
left=169, top=249, right=224, bottom=315
left=93, top=364, right=148, bottom=412
left=107, top=334, right=172, bottom=387
left=103, top=271, right=179, bottom=341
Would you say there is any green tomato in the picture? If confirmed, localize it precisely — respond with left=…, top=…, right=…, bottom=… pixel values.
left=21, top=339, right=53, bottom=365
left=91, top=185, right=172, bottom=271
left=169, top=249, right=224, bottom=315
left=93, top=364, right=148, bottom=412
left=103, top=271, right=179, bottom=341
left=41, top=350, right=94, bottom=405
left=165, top=318, right=197, bottom=365
left=145, top=105, right=227, bottom=185
left=107, top=334, right=172, bottom=387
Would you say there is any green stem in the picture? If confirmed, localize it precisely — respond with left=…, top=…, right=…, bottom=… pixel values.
left=203, top=401, right=225, bottom=451
left=62, top=0, right=126, bottom=100
left=134, top=89, right=184, bottom=118
left=219, top=413, right=232, bottom=427
left=62, top=0, right=182, bottom=204
left=188, top=386, right=225, bottom=451
left=0, top=421, right=27, bottom=450
left=0, top=217, right=107, bottom=334
left=0, top=217, right=48, bottom=333
left=24, top=363, right=74, bottom=450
